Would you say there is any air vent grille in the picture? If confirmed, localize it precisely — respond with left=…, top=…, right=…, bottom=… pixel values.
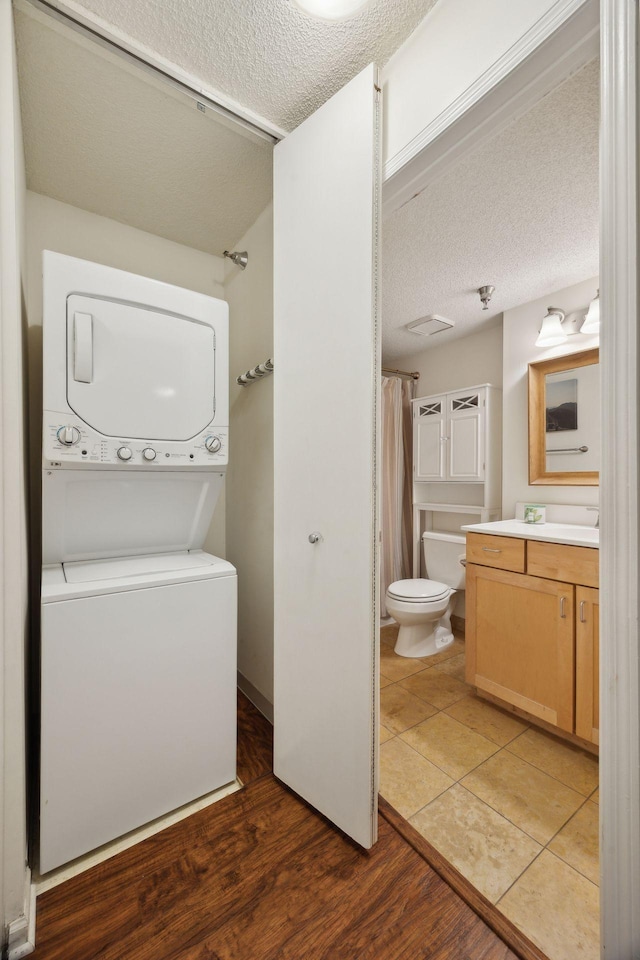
left=407, top=314, right=455, bottom=336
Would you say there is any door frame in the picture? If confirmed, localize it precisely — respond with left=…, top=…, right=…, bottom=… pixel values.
left=598, top=0, right=639, bottom=954
left=382, top=1, right=639, bottom=954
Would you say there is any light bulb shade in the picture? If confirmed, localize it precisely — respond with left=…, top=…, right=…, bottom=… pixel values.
left=293, top=0, right=369, bottom=18
left=581, top=293, right=600, bottom=335
left=536, top=309, right=567, bottom=347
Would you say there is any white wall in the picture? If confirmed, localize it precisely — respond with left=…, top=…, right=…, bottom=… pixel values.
left=224, top=204, right=274, bottom=716
left=382, top=0, right=560, bottom=171
left=405, top=321, right=503, bottom=395
left=24, top=191, right=228, bottom=557
left=0, top=0, right=31, bottom=952
left=502, top=276, right=599, bottom=515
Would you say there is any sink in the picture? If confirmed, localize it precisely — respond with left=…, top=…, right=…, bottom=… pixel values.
left=461, top=519, right=599, bottom=548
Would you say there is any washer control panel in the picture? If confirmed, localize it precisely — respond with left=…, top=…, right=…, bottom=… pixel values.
left=43, top=412, right=228, bottom=468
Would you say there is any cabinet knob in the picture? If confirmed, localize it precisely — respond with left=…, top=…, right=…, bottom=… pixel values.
left=580, top=600, right=587, bottom=623
left=560, top=596, right=567, bottom=619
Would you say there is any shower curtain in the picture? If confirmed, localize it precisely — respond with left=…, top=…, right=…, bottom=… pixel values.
left=380, top=375, right=413, bottom=618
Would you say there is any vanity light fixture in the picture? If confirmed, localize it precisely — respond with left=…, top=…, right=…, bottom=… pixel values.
left=292, top=0, right=370, bottom=19
left=581, top=290, right=600, bottom=335
left=535, top=307, right=567, bottom=347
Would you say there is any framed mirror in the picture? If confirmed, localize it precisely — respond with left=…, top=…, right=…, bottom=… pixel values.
left=528, top=348, right=599, bottom=485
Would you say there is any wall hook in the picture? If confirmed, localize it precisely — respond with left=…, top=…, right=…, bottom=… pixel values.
left=224, top=250, right=248, bottom=270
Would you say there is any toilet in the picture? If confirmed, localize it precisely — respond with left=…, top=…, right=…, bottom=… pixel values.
left=386, top=531, right=466, bottom=658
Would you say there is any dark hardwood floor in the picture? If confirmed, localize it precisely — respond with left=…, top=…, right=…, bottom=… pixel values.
left=32, top=692, right=521, bottom=960
left=236, top=690, right=273, bottom=784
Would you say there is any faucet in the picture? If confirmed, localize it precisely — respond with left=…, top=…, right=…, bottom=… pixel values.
left=587, top=507, right=599, bottom=528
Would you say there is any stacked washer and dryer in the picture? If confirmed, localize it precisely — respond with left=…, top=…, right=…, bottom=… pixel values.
left=39, top=252, right=237, bottom=873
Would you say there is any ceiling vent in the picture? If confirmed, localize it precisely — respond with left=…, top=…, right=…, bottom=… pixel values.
left=406, top=315, right=455, bottom=336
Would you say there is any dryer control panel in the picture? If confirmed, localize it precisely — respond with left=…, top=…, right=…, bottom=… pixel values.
left=43, top=412, right=228, bottom=469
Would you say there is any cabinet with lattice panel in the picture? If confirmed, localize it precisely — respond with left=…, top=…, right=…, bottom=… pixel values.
left=410, top=384, right=502, bottom=577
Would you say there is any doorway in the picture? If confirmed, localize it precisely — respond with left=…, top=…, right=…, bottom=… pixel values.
left=379, top=55, right=600, bottom=959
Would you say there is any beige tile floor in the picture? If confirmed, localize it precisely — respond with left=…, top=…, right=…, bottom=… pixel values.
left=379, top=623, right=600, bottom=960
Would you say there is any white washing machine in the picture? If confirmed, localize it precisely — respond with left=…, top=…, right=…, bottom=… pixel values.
left=39, top=252, right=237, bottom=873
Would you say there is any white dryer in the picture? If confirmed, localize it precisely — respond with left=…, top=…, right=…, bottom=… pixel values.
left=39, top=252, right=237, bottom=873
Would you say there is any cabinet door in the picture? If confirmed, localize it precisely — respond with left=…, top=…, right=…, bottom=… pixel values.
left=447, top=389, right=484, bottom=481
left=413, top=396, right=446, bottom=480
left=466, top=564, right=575, bottom=732
left=273, top=65, right=380, bottom=849
left=575, top=586, right=599, bottom=744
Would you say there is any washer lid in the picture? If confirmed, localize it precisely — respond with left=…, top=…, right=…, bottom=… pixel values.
left=63, top=551, right=217, bottom=584
left=387, top=578, right=450, bottom=602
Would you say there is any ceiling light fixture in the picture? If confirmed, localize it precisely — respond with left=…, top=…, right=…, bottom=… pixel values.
left=478, top=285, right=495, bottom=310
left=581, top=290, right=600, bottom=335
left=535, top=307, right=567, bottom=347
left=292, top=0, right=370, bottom=20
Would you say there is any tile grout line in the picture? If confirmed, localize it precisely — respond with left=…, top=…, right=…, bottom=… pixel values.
left=381, top=640, right=599, bottom=864
left=380, top=626, right=600, bottom=958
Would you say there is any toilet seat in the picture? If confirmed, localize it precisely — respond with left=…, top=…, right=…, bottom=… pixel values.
left=387, top=578, right=450, bottom=603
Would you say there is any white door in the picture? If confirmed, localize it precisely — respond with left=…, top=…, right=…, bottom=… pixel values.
left=413, top=396, right=446, bottom=480
left=447, top=389, right=484, bottom=481
left=273, top=65, right=380, bottom=848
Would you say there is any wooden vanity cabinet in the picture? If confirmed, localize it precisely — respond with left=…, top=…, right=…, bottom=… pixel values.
left=575, top=586, right=600, bottom=744
left=465, top=533, right=599, bottom=745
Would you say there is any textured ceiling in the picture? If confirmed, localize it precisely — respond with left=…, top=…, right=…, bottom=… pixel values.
left=15, top=7, right=273, bottom=255
left=382, top=58, right=600, bottom=362
left=65, top=0, right=439, bottom=131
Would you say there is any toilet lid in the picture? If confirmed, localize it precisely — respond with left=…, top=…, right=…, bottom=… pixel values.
left=387, top=578, right=450, bottom=602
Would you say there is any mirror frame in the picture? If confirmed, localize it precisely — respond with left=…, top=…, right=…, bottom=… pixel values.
left=528, top=347, right=599, bottom=486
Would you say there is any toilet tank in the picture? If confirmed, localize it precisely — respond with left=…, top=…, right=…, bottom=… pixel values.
left=422, top=531, right=466, bottom=589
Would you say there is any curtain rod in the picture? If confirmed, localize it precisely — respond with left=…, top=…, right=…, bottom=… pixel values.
left=382, top=367, right=420, bottom=381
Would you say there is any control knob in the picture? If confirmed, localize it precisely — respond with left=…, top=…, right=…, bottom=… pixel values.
left=57, top=425, right=80, bottom=446
left=117, top=446, right=133, bottom=461
left=142, top=447, right=157, bottom=461
left=205, top=435, right=222, bottom=453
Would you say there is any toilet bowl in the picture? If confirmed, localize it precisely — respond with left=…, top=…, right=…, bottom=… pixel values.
left=386, top=531, right=465, bottom=658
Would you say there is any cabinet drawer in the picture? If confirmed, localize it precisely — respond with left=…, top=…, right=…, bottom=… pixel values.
left=466, top=533, right=526, bottom=573
left=527, top=541, right=599, bottom=588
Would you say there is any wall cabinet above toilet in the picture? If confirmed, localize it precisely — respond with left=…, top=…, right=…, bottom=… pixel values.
left=412, top=385, right=500, bottom=484
left=410, top=385, right=502, bottom=578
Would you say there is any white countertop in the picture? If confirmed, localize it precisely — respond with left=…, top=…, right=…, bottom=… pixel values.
left=462, top=519, right=599, bottom=548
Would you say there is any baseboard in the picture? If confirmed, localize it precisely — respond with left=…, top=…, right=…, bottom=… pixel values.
left=34, top=779, right=240, bottom=895
left=238, top=673, right=274, bottom=724
left=7, top=875, right=36, bottom=959
left=451, top=614, right=465, bottom=637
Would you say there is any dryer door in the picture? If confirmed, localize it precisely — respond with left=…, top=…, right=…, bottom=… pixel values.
left=66, top=295, right=216, bottom=441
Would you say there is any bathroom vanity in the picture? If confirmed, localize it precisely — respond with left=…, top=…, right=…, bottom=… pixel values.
left=463, top=520, right=599, bottom=750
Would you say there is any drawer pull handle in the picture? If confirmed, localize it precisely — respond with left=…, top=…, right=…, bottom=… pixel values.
left=560, top=596, right=567, bottom=619
left=482, top=547, right=502, bottom=553
left=580, top=600, right=587, bottom=623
